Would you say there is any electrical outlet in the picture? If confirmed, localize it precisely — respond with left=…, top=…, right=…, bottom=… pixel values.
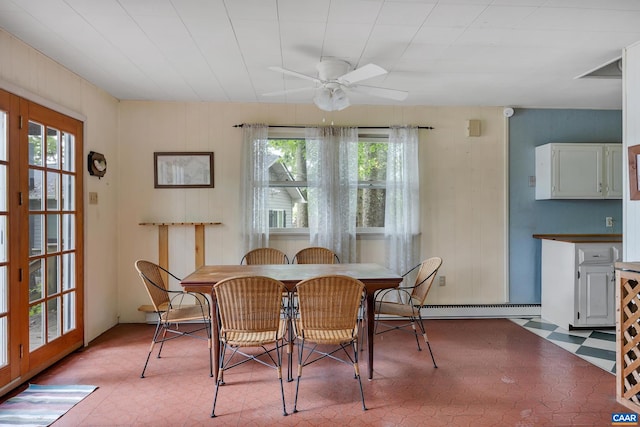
left=438, top=276, right=446, bottom=286
left=89, top=192, right=98, bottom=205
left=606, top=217, right=613, bottom=227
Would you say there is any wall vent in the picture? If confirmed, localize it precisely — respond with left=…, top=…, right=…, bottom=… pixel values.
left=576, top=57, right=622, bottom=79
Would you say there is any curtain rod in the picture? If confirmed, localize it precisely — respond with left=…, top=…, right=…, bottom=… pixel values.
left=233, top=124, right=434, bottom=130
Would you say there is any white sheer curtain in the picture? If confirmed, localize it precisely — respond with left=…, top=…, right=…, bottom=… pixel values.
left=385, top=126, right=420, bottom=282
left=241, top=124, right=270, bottom=254
left=305, top=126, right=358, bottom=263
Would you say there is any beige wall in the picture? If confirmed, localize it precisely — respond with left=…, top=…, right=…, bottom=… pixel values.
left=1, top=27, right=509, bottom=332
left=0, top=29, right=120, bottom=342
left=118, top=102, right=508, bottom=322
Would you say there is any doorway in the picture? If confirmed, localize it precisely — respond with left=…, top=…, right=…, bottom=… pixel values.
left=0, top=88, right=84, bottom=393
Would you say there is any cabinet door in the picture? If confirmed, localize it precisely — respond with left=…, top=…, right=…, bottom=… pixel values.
left=552, top=145, right=602, bottom=198
left=576, top=265, right=615, bottom=327
left=604, top=144, right=623, bottom=199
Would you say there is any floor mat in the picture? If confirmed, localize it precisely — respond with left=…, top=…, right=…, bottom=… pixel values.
left=0, top=384, right=97, bottom=426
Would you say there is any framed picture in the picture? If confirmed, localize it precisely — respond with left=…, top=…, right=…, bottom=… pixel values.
left=154, top=152, right=214, bottom=188
left=629, top=145, right=640, bottom=200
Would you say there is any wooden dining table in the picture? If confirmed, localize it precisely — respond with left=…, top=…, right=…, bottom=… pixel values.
left=180, top=263, right=402, bottom=380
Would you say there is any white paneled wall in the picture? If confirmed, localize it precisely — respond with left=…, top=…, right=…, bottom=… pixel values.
left=118, top=103, right=508, bottom=322
left=0, top=29, right=120, bottom=343
left=624, top=41, right=640, bottom=261
left=0, top=28, right=509, bottom=329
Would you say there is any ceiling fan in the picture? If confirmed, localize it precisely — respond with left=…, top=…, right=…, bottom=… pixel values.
left=264, top=59, right=408, bottom=111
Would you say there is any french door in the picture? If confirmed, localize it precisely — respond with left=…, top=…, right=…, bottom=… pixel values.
left=0, top=88, right=84, bottom=393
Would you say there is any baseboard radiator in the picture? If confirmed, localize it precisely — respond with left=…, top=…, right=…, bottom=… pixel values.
left=417, top=304, right=541, bottom=319
left=145, top=303, right=541, bottom=323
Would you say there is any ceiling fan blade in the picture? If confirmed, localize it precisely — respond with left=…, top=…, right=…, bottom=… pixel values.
left=338, top=63, right=387, bottom=85
left=350, top=84, right=409, bottom=101
left=268, top=66, right=321, bottom=84
left=262, top=86, right=317, bottom=97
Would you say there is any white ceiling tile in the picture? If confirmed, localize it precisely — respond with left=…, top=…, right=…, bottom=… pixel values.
left=172, top=0, right=233, bottom=27
left=65, top=0, right=128, bottom=17
left=224, top=0, right=277, bottom=21
left=412, top=26, right=466, bottom=44
left=522, top=7, right=640, bottom=32
left=423, top=3, right=488, bottom=27
left=376, top=2, right=436, bottom=26
left=233, top=20, right=281, bottom=59
left=368, top=24, right=421, bottom=44
left=471, top=5, right=539, bottom=29
left=119, top=0, right=177, bottom=17
left=0, top=0, right=636, bottom=108
left=328, top=0, right=384, bottom=25
left=277, top=0, right=330, bottom=22
left=544, top=0, right=640, bottom=10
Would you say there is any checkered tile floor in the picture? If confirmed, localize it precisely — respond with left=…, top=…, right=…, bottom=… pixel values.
left=511, top=317, right=616, bottom=375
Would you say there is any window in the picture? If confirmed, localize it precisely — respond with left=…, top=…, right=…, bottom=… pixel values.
left=267, top=133, right=388, bottom=230
left=269, top=209, right=287, bottom=228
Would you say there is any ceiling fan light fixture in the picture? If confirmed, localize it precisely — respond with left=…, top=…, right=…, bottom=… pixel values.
left=332, top=88, right=350, bottom=111
left=313, top=87, right=350, bottom=111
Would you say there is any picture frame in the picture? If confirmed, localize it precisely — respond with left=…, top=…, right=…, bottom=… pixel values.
left=154, top=152, right=214, bottom=189
left=629, top=145, right=640, bottom=200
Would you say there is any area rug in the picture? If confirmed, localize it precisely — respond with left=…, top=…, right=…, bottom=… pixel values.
left=0, top=384, right=97, bottom=426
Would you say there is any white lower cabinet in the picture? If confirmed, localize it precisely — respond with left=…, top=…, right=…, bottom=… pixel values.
left=540, top=239, right=621, bottom=329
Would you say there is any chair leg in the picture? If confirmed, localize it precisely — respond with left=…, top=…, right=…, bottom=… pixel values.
left=416, top=316, right=437, bottom=368
left=156, top=326, right=169, bottom=358
left=411, top=319, right=423, bottom=351
left=293, top=338, right=304, bottom=413
left=352, top=340, right=367, bottom=411
left=211, top=342, right=228, bottom=418
left=140, top=322, right=163, bottom=378
left=206, top=320, right=213, bottom=377
left=276, top=341, right=288, bottom=416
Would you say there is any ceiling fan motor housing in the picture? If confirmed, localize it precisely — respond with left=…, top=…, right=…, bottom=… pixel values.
left=317, top=59, right=351, bottom=82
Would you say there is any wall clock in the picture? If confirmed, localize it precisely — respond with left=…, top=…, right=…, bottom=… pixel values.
left=88, top=151, right=107, bottom=178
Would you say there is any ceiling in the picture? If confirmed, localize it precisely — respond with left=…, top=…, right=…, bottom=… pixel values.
left=1, top=0, right=639, bottom=109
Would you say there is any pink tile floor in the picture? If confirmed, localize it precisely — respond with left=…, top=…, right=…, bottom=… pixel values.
left=2, top=318, right=630, bottom=426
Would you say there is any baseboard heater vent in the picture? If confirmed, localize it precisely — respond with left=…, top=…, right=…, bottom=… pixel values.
left=415, top=304, right=541, bottom=319
left=145, top=304, right=541, bottom=323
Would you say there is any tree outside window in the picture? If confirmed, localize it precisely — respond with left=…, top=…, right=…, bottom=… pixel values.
left=267, top=136, right=388, bottom=230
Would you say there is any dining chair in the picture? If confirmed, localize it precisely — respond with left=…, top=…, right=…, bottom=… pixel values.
left=292, top=275, right=366, bottom=412
left=241, top=247, right=290, bottom=265
left=292, top=247, right=340, bottom=264
left=373, top=257, right=442, bottom=367
left=211, top=275, right=288, bottom=417
left=134, top=260, right=213, bottom=378
left=240, top=247, right=293, bottom=373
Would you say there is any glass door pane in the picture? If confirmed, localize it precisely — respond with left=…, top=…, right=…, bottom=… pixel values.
left=28, top=121, right=78, bottom=351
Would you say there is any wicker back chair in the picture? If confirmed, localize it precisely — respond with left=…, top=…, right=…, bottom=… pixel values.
left=134, top=260, right=213, bottom=378
left=211, top=276, right=288, bottom=417
left=373, top=257, right=442, bottom=367
left=241, top=247, right=289, bottom=265
left=293, top=247, right=340, bottom=264
left=292, top=275, right=366, bottom=412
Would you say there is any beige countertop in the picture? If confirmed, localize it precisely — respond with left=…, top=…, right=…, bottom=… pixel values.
left=615, top=261, right=640, bottom=271
left=533, top=233, right=622, bottom=243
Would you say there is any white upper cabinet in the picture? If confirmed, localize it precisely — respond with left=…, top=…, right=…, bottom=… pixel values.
left=535, top=143, right=622, bottom=200
left=604, top=144, right=623, bottom=199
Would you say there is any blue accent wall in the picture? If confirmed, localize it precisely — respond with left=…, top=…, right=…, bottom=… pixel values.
left=508, top=108, right=622, bottom=303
